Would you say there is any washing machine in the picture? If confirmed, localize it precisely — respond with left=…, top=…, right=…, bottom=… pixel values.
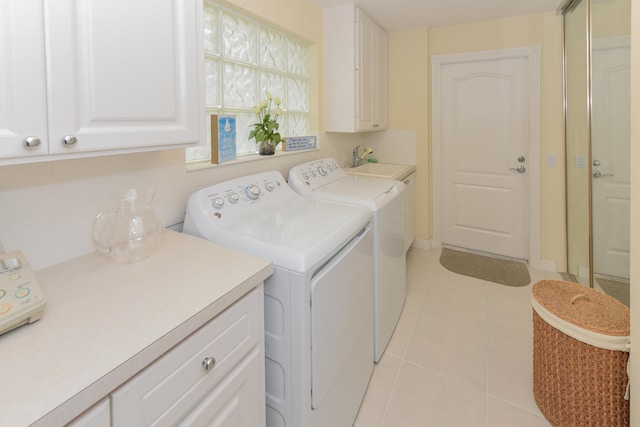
left=288, top=158, right=406, bottom=363
left=183, top=171, right=374, bottom=427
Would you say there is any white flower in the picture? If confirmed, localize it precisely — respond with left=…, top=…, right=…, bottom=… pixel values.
left=248, top=91, right=285, bottom=147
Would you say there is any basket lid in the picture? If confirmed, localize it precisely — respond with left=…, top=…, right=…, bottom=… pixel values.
left=532, top=280, right=629, bottom=336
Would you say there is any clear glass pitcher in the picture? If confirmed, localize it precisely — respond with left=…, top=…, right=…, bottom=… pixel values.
left=92, top=188, right=163, bottom=263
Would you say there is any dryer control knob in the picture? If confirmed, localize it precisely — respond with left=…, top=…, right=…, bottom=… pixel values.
left=265, top=181, right=275, bottom=191
left=245, top=185, right=261, bottom=200
left=318, top=166, right=328, bottom=176
left=303, top=172, right=310, bottom=180
left=228, top=192, right=240, bottom=203
left=212, top=197, right=225, bottom=209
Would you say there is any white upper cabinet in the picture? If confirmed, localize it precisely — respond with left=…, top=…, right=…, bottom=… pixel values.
left=0, top=0, right=203, bottom=165
left=324, top=4, right=387, bottom=132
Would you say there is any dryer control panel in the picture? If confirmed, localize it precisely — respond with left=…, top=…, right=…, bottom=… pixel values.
left=288, top=158, right=346, bottom=194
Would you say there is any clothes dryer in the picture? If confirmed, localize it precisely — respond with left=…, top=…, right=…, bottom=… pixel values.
left=288, top=158, right=406, bottom=362
left=183, top=171, right=373, bottom=427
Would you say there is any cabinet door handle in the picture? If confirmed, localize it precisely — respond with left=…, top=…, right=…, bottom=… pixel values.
left=62, top=135, right=77, bottom=146
left=23, top=136, right=41, bottom=148
left=202, top=356, right=216, bottom=372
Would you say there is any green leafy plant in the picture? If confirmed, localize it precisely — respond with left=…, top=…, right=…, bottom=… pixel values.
left=249, top=91, right=283, bottom=146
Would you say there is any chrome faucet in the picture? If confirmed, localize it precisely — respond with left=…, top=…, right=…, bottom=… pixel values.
left=352, top=145, right=374, bottom=168
left=352, top=145, right=362, bottom=168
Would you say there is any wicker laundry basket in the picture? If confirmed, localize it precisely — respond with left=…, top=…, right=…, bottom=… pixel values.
left=532, top=280, right=630, bottom=427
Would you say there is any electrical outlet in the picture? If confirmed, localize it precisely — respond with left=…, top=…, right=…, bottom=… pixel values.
left=547, top=154, right=557, bottom=167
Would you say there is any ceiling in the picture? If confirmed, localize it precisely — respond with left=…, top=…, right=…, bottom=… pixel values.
left=310, top=0, right=564, bottom=31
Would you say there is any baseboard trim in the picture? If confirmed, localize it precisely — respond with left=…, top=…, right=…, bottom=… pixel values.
left=410, top=239, right=431, bottom=250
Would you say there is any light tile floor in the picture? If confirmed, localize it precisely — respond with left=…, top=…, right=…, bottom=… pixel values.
left=355, top=247, right=561, bottom=427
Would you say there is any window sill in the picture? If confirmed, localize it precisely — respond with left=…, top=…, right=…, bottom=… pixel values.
left=186, top=147, right=319, bottom=172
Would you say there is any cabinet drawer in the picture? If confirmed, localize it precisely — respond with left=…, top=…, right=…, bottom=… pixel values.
left=112, top=286, right=263, bottom=427
left=180, top=348, right=265, bottom=427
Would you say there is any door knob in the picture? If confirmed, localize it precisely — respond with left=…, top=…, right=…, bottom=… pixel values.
left=592, top=170, right=613, bottom=178
left=510, top=165, right=526, bottom=173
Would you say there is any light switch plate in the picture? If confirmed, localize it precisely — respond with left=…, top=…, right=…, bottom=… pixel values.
left=547, top=154, right=557, bottom=167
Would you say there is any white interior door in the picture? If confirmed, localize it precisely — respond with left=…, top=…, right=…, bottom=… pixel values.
left=437, top=53, right=534, bottom=260
left=592, top=38, right=630, bottom=279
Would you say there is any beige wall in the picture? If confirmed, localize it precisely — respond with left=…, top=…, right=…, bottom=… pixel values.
left=430, top=14, right=566, bottom=270
left=387, top=29, right=430, bottom=242
left=629, top=0, right=638, bottom=423
left=592, top=0, right=632, bottom=38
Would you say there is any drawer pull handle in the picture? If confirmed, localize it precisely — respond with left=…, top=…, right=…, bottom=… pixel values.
left=202, top=357, right=216, bottom=372
left=62, top=135, right=77, bottom=146
left=24, top=136, right=41, bottom=148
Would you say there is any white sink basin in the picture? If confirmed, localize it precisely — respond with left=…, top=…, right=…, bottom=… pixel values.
left=346, top=162, right=415, bottom=181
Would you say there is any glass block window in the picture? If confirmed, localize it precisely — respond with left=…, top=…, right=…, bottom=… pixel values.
left=186, top=2, right=311, bottom=163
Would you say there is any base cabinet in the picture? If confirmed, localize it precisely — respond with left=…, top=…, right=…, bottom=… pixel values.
left=111, top=286, right=265, bottom=427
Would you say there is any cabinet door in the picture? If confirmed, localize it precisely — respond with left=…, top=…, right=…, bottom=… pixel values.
left=356, top=9, right=374, bottom=131
left=372, top=24, right=387, bottom=129
left=0, top=0, right=49, bottom=160
left=356, top=9, right=387, bottom=131
left=44, top=0, right=202, bottom=155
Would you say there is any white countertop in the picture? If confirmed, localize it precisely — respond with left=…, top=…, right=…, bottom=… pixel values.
left=0, top=230, right=272, bottom=427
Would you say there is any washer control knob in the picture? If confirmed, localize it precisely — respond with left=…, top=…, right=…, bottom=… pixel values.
left=245, top=185, right=261, bottom=200
left=228, top=192, right=240, bottom=203
left=318, top=166, right=328, bottom=176
left=265, top=181, right=275, bottom=191
left=212, top=197, right=224, bottom=209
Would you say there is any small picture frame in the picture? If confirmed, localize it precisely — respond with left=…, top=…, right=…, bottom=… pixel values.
left=210, top=114, right=237, bottom=164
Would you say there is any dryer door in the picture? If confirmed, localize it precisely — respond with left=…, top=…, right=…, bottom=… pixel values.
left=310, top=226, right=373, bottom=418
